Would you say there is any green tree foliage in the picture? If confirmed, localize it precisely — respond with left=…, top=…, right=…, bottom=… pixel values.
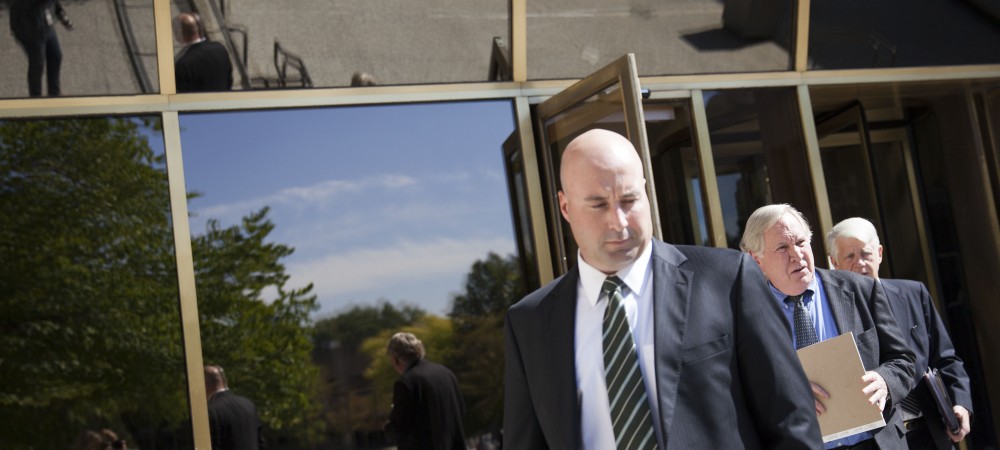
left=448, top=252, right=526, bottom=437
left=193, top=208, right=323, bottom=445
left=314, top=301, right=425, bottom=351
left=0, top=118, right=321, bottom=449
left=0, top=118, right=185, bottom=449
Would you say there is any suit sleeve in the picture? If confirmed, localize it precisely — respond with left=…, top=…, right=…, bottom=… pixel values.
left=503, top=308, right=547, bottom=449
left=921, top=283, right=973, bottom=413
left=389, top=378, right=416, bottom=439
left=868, top=280, right=917, bottom=404
left=735, top=253, right=823, bottom=449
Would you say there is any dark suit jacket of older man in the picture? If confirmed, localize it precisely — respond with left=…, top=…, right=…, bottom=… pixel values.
left=504, top=240, right=822, bottom=449
left=882, top=278, right=972, bottom=450
left=814, top=269, right=916, bottom=450
left=388, top=358, right=467, bottom=450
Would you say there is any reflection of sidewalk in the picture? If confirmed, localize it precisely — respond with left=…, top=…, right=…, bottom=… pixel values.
left=0, top=0, right=162, bottom=98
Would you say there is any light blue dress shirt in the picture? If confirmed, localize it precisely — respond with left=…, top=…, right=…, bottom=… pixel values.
left=769, top=275, right=875, bottom=448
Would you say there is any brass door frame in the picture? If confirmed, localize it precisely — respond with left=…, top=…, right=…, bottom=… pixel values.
left=818, top=127, right=940, bottom=303
left=533, top=53, right=660, bottom=275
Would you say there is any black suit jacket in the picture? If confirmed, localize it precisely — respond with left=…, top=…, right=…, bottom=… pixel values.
left=504, top=241, right=822, bottom=449
left=207, top=390, right=265, bottom=450
left=882, top=278, right=972, bottom=449
left=9, top=0, right=57, bottom=42
left=388, top=359, right=466, bottom=450
left=814, top=269, right=915, bottom=450
left=175, top=40, right=233, bottom=93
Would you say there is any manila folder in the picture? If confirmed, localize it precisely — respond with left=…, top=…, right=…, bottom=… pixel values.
left=797, top=332, right=886, bottom=442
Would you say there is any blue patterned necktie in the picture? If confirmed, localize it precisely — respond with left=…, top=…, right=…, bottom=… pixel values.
left=786, top=294, right=818, bottom=349
left=602, top=276, right=658, bottom=450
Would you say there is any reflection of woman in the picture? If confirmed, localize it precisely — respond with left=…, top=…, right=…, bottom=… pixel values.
left=72, top=430, right=105, bottom=450
left=72, top=429, right=127, bottom=450
left=8, top=0, right=73, bottom=97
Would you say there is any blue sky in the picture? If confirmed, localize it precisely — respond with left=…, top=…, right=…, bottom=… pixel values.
left=175, top=101, right=518, bottom=317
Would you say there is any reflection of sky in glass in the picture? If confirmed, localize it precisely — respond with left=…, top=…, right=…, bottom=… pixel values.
left=178, top=101, right=517, bottom=316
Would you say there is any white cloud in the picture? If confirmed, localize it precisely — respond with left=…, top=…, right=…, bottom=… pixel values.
left=191, top=174, right=419, bottom=225
left=286, top=236, right=515, bottom=301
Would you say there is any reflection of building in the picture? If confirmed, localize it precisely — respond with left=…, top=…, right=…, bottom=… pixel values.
left=3, top=0, right=1000, bottom=449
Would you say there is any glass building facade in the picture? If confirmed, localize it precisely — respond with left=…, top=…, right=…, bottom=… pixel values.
left=2, top=0, right=1000, bottom=448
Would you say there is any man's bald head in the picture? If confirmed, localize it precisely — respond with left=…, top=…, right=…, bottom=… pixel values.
left=173, top=12, right=204, bottom=44
left=558, top=129, right=652, bottom=274
left=560, top=129, right=643, bottom=190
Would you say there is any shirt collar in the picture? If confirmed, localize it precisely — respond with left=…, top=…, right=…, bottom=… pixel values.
left=207, top=387, right=228, bottom=401
left=767, top=274, right=820, bottom=306
left=577, top=240, right=653, bottom=307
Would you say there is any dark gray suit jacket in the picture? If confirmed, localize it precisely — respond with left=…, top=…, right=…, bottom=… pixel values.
left=882, top=278, right=972, bottom=450
left=503, top=241, right=822, bottom=449
left=815, top=269, right=915, bottom=450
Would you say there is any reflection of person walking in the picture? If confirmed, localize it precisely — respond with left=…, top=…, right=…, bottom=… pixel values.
left=172, top=12, right=233, bottom=93
left=385, top=332, right=466, bottom=450
left=205, top=365, right=266, bottom=450
left=9, top=0, right=73, bottom=97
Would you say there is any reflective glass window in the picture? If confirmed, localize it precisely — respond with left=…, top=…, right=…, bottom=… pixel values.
left=809, top=0, right=1000, bottom=69
left=171, top=0, right=510, bottom=91
left=527, top=0, right=794, bottom=80
left=705, top=88, right=819, bottom=251
left=646, top=100, right=710, bottom=246
left=1, top=0, right=159, bottom=98
left=180, top=101, right=521, bottom=447
left=0, top=116, right=190, bottom=449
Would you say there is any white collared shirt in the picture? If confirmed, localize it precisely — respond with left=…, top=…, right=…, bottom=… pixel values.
left=574, top=241, right=662, bottom=449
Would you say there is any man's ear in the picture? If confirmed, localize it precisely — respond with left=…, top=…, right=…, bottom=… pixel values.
left=876, top=244, right=884, bottom=263
left=749, top=251, right=764, bottom=270
left=558, top=191, right=570, bottom=222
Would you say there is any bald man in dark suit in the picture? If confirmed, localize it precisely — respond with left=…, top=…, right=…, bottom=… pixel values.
left=173, top=13, right=233, bottom=93
left=205, top=365, right=265, bottom=450
left=503, top=129, right=821, bottom=449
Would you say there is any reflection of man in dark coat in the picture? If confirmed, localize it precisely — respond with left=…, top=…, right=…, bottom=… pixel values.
left=9, top=0, right=72, bottom=97
left=385, top=332, right=466, bottom=450
left=172, top=12, right=233, bottom=93
left=205, top=365, right=265, bottom=450
left=828, top=217, right=972, bottom=449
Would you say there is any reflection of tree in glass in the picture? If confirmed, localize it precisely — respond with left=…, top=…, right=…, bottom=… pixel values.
left=448, top=252, right=525, bottom=440
left=317, top=252, right=523, bottom=447
left=0, top=118, right=184, bottom=449
left=193, top=207, right=323, bottom=446
left=313, top=302, right=426, bottom=443
left=0, top=118, right=321, bottom=449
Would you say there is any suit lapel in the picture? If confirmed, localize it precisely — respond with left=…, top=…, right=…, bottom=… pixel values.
left=650, top=242, right=692, bottom=444
left=818, top=270, right=858, bottom=336
left=544, top=269, right=583, bottom=448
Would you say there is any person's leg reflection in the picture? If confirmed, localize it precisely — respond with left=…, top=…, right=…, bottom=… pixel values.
left=17, top=36, right=46, bottom=97
left=44, top=28, right=62, bottom=96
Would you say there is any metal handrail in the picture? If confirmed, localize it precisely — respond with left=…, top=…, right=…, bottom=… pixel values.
left=113, top=0, right=153, bottom=93
left=204, top=0, right=251, bottom=89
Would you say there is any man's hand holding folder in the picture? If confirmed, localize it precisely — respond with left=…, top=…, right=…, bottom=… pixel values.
left=924, top=368, right=972, bottom=441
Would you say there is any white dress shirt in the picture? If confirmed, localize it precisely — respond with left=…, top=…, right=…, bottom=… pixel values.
left=574, top=241, right=662, bottom=449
